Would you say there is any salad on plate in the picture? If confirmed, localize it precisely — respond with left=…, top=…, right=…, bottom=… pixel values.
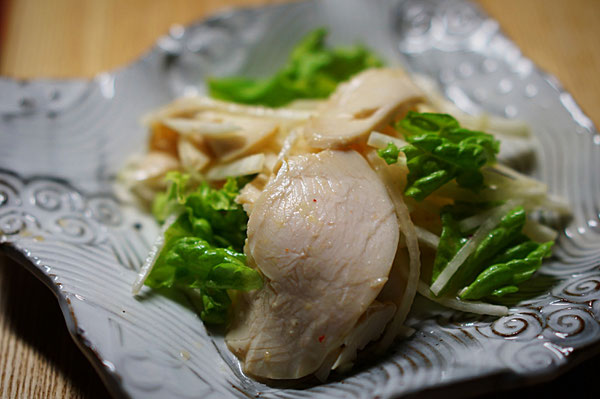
left=118, top=29, right=570, bottom=381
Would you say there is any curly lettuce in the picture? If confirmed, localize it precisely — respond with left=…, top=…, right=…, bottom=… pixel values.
left=146, top=173, right=261, bottom=324
left=431, top=203, right=553, bottom=301
left=208, top=28, right=383, bottom=107
left=393, top=112, right=500, bottom=201
left=459, top=241, right=553, bottom=300
left=376, top=113, right=555, bottom=302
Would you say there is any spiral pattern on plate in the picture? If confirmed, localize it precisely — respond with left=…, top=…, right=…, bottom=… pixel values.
left=542, top=305, right=600, bottom=347
left=553, top=273, right=600, bottom=302
left=476, top=311, right=544, bottom=341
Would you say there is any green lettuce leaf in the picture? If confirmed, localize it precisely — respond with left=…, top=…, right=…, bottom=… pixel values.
left=431, top=211, right=467, bottom=283
left=377, top=142, right=401, bottom=165
left=146, top=173, right=262, bottom=324
left=459, top=241, right=553, bottom=300
left=395, top=112, right=500, bottom=201
left=152, top=171, right=190, bottom=223
left=432, top=205, right=531, bottom=296
left=208, top=28, right=382, bottom=107
left=184, top=178, right=248, bottom=252
left=199, top=288, right=232, bottom=324
left=447, top=206, right=527, bottom=292
left=431, top=199, right=555, bottom=300
left=151, top=175, right=248, bottom=251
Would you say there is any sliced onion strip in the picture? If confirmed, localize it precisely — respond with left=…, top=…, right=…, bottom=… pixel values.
left=458, top=208, right=496, bottom=232
left=417, top=281, right=508, bottom=316
left=366, top=151, right=421, bottom=351
left=163, top=117, right=241, bottom=136
left=132, top=213, right=179, bottom=295
left=143, top=96, right=314, bottom=125
left=414, top=226, right=440, bottom=248
left=412, top=74, right=530, bottom=138
left=523, top=218, right=558, bottom=242
left=206, top=153, right=265, bottom=181
left=366, top=131, right=409, bottom=150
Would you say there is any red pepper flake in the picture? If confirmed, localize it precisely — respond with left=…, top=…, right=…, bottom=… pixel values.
left=312, top=198, right=317, bottom=202
left=318, top=335, right=325, bottom=343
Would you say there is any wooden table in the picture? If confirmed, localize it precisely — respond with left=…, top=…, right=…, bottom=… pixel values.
left=1, top=1, right=599, bottom=398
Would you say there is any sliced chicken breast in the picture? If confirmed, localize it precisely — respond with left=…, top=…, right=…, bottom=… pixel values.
left=226, top=149, right=399, bottom=379
left=304, top=68, right=423, bottom=149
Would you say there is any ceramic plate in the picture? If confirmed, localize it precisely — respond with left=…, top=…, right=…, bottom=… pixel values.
left=1, top=0, right=600, bottom=398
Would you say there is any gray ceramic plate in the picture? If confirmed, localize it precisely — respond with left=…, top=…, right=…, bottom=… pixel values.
left=1, top=0, right=600, bottom=398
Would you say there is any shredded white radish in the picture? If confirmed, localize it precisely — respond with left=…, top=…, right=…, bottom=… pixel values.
left=163, top=117, right=240, bottom=136
left=430, top=200, right=520, bottom=295
left=474, top=114, right=530, bottom=138
left=436, top=180, right=540, bottom=202
left=452, top=165, right=567, bottom=232
left=366, top=131, right=409, bottom=149
left=366, top=151, right=421, bottom=351
left=524, top=193, right=571, bottom=216
left=523, top=218, right=559, bottom=242
left=412, top=74, right=530, bottom=137
left=483, top=187, right=546, bottom=202
left=458, top=208, right=496, bottom=232
left=487, top=163, right=539, bottom=183
left=484, top=117, right=530, bottom=138
left=483, top=166, right=569, bottom=215
left=417, top=281, right=508, bottom=316
left=414, top=225, right=440, bottom=248
left=132, top=213, right=179, bottom=295
left=435, top=180, right=570, bottom=217
left=206, top=153, right=265, bottom=181
left=483, top=164, right=547, bottom=191
left=332, top=301, right=396, bottom=371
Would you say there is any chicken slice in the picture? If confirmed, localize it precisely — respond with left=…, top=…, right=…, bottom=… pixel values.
left=226, top=149, right=399, bottom=379
left=304, top=68, right=423, bottom=149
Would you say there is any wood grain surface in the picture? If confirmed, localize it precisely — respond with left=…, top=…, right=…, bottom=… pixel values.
left=1, top=1, right=599, bottom=398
